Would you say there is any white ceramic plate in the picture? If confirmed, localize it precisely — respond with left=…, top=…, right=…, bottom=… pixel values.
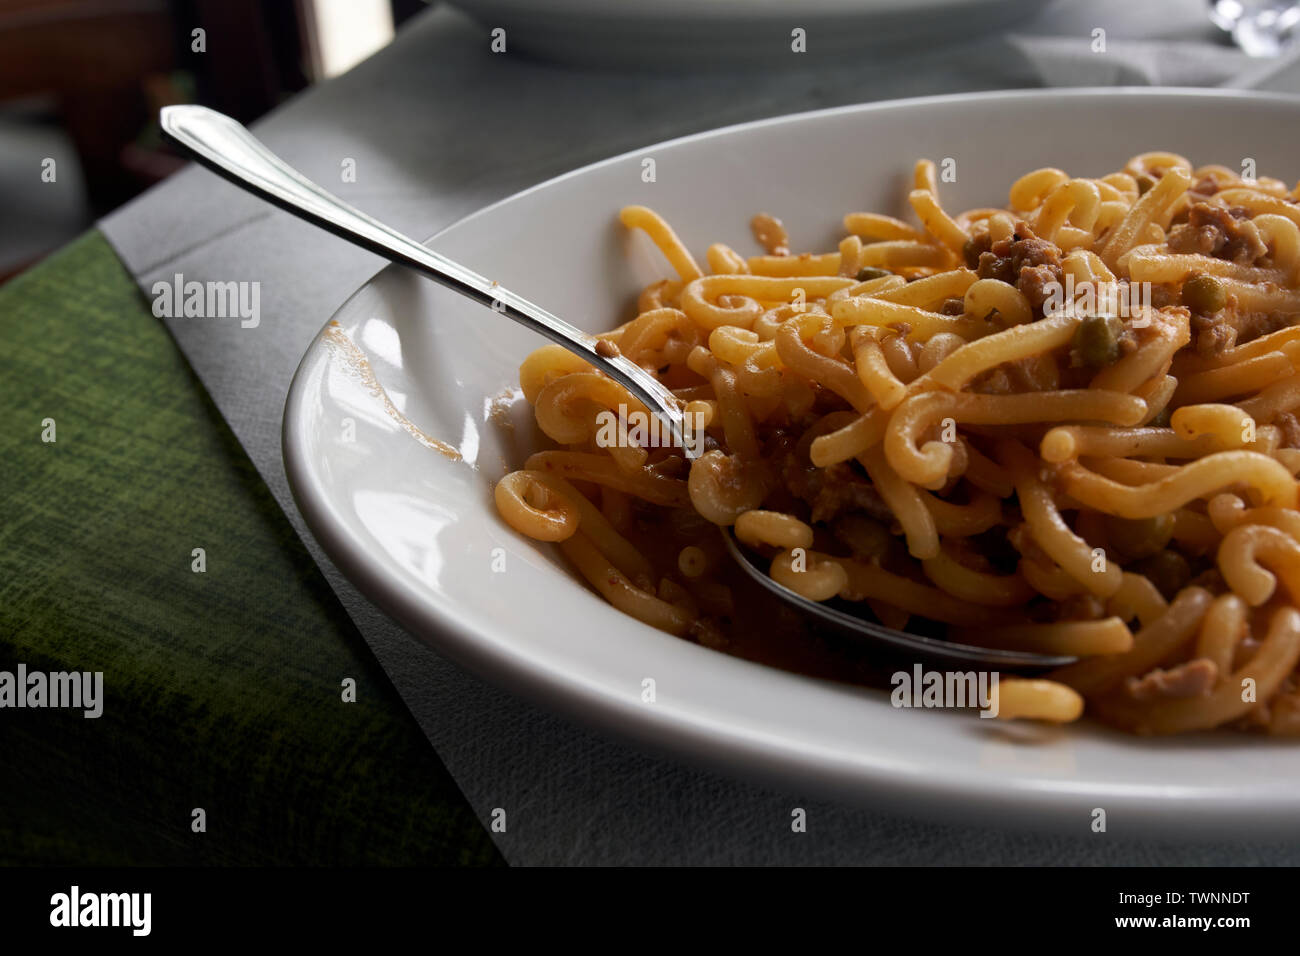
left=284, top=89, right=1300, bottom=837
left=443, top=0, right=1047, bottom=67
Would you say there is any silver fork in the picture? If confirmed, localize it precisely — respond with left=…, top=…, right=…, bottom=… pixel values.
left=159, top=105, right=688, bottom=451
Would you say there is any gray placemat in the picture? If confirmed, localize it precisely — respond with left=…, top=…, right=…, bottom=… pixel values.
left=99, top=0, right=1300, bottom=864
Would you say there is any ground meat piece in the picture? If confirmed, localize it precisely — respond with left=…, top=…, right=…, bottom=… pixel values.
left=1017, top=264, right=1061, bottom=311
left=1196, top=324, right=1236, bottom=356
left=1124, top=659, right=1219, bottom=701
left=1232, top=310, right=1294, bottom=346
left=1148, top=283, right=1180, bottom=309
left=1277, top=412, right=1300, bottom=449
left=977, top=228, right=1060, bottom=277
left=1009, top=235, right=1061, bottom=271
left=970, top=366, right=1013, bottom=394
left=975, top=225, right=1063, bottom=317
left=1116, top=320, right=1141, bottom=355
left=1166, top=202, right=1268, bottom=264
left=1108, top=306, right=1182, bottom=366
left=963, top=232, right=992, bottom=270
left=751, top=213, right=789, bottom=256
left=976, top=248, right=1015, bottom=285
left=1000, top=353, right=1060, bottom=392
left=780, top=453, right=893, bottom=525
left=1189, top=175, right=1221, bottom=198
left=809, top=468, right=890, bottom=525
left=939, top=297, right=965, bottom=316
left=1109, top=306, right=1171, bottom=365
left=1190, top=310, right=1237, bottom=356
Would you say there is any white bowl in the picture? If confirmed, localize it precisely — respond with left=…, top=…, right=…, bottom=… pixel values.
left=284, top=89, right=1300, bottom=837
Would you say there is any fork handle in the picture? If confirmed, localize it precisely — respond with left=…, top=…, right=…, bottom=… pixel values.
left=159, top=104, right=686, bottom=448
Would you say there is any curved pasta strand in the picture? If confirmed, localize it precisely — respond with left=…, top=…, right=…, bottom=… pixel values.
left=776, top=313, right=874, bottom=413
left=527, top=471, right=655, bottom=585
left=858, top=445, right=940, bottom=560
left=620, top=205, right=703, bottom=282
left=922, top=309, right=1083, bottom=391
left=1001, top=440, right=1123, bottom=598
left=835, top=555, right=1015, bottom=626
left=990, top=679, right=1085, bottom=723
left=494, top=470, right=579, bottom=542
left=1096, top=166, right=1191, bottom=270
left=1058, top=452, right=1298, bottom=519
left=922, top=545, right=1035, bottom=606
left=918, top=486, right=1002, bottom=537
left=887, top=389, right=1147, bottom=489
left=1047, top=587, right=1212, bottom=695
left=1106, top=572, right=1169, bottom=627
left=1217, top=523, right=1300, bottom=606
left=843, top=212, right=923, bottom=242
left=849, top=327, right=909, bottom=410
left=560, top=530, right=695, bottom=636
left=1094, top=606, right=1300, bottom=734
left=1193, top=593, right=1247, bottom=678
left=526, top=450, right=689, bottom=508
left=872, top=269, right=977, bottom=310
left=909, top=188, right=968, bottom=252
left=809, top=406, right=889, bottom=468
left=1041, top=425, right=1225, bottom=464
left=831, top=295, right=988, bottom=340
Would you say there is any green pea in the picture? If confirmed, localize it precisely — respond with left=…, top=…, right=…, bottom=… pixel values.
left=1073, top=313, right=1124, bottom=368
left=1182, top=274, right=1226, bottom=315
left=1131, top=549, right=1191, bottom=601
left=856, top=266, right=891, bottom=282
left=1104, top=514, right=1175, bottom=561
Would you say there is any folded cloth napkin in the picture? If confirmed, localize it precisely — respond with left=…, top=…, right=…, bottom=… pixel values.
left=99, top=0, right=1300, bottom=864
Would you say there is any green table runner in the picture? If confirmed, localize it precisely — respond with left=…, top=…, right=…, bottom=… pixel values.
left=0, top=232, right=500, bottom=865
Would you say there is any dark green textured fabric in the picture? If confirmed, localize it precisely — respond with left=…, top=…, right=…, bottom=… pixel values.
left=0, top=232, right=501, bottom=865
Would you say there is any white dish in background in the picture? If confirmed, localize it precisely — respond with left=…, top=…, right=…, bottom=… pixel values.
left=284, top=89, right=1300, bottom=837
left=443, top=0, right=1049, bottom=67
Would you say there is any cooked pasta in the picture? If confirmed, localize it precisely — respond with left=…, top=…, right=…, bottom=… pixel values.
left=495, top=153, right=1300, bottom=736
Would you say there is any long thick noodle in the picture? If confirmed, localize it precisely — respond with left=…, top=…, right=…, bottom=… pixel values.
left=494, top=152, right=1300, bottom=736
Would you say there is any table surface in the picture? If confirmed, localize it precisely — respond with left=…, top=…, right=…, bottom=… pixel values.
left=10, top=0, right=1300, bottom=867
left=0, top=232, right=500, bottom=865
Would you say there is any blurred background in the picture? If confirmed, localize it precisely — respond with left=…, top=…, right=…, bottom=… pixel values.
left=3, top=0, right=1297, bottom=284
left=0, top=0, right=423, bottom=282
